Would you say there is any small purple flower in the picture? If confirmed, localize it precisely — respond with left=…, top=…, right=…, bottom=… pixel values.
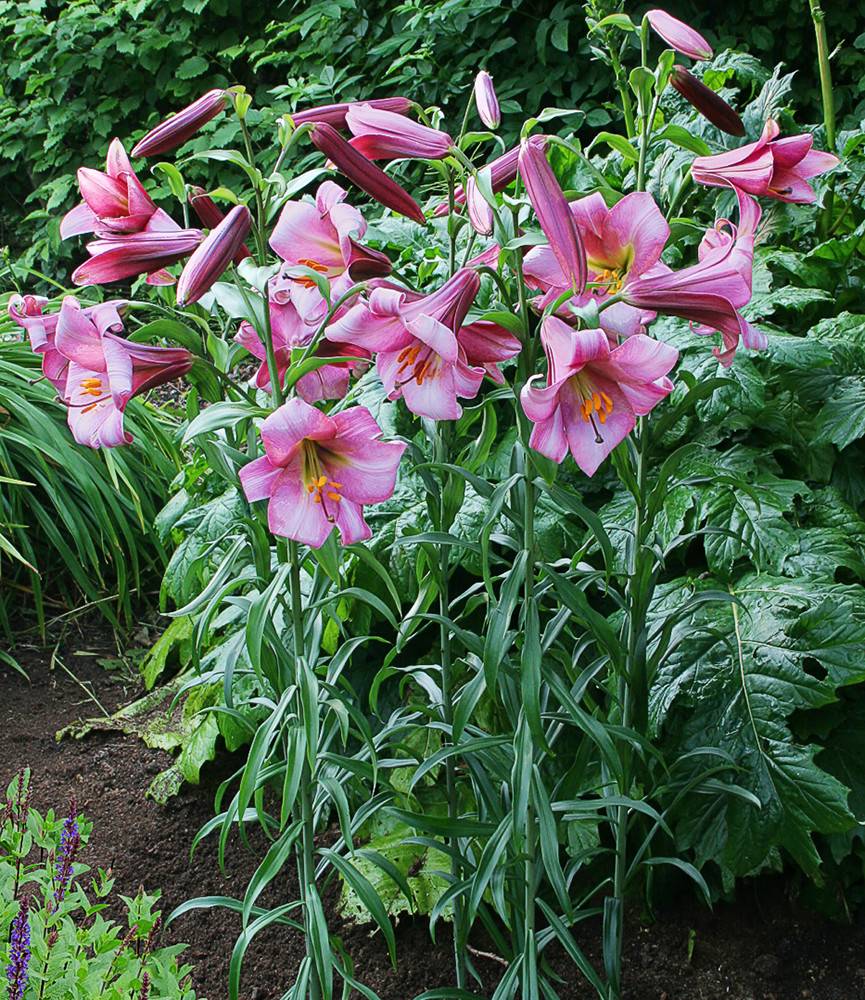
left=54, top=798, right=80, bottom=908
left=6, top=896, right=30, bottom=1000
left=139, top=970, right=151, bottom=1000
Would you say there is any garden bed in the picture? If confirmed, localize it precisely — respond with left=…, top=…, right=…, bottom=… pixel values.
left=2, top=627, right=861, bottom=1000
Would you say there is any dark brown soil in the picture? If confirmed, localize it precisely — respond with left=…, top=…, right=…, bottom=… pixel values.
left=2, top=626, right=864, bottom=1000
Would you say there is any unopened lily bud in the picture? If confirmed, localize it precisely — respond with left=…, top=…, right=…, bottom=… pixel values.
left=518, top=138, right=586, bottom=294
left=176, top=205, right=252, bottom=306
left=670, top=66, right=744, bottom=136
left=132, top=90, right=228, bottom=158
left=188, top=187, right=252, bottom=262
left=646, top=9, right=712, bottom=61
left=309, top=123, right=425, bottom=225
left=291, top=97, right=413, bottom=129
left=474, top=71, right=501, bottom=129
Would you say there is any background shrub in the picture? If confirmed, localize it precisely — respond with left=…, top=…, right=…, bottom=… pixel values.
left=0, top=0, right=861, bottom=265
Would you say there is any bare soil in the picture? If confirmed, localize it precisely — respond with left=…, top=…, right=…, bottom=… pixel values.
left=2, top=627, right=863, bottom=1000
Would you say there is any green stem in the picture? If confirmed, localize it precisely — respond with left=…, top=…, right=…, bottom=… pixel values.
left=666, top=171, right=693, bottom=221
left=447, top=170, right=457, bottom=276
left=288, top=539, right=321, bottom=1000
left=237, top=115, right=269, bottom=265
left=808, top=0, right=836, bottom=150
left=637, top=92, right=661, bottom=194
left=610, top=417, right=650, bottom=999
left=809, top=0, right=837, bottom=234
left=607, top=36, right=636, bottom=139
left=435, top=421, right=466, bottom=990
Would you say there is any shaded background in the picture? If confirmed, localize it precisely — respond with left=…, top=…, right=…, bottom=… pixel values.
left=0, top=0, right=861, bottom=262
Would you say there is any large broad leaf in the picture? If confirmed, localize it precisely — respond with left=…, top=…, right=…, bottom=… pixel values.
left=700, top=474, right=806, bottom=578
left=650, top=574, right=865, bottom=878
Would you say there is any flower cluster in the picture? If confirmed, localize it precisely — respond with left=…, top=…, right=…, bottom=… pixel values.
left=5, top=897, right=30, bottom=1000
left=10, top=7, right=839, bottom=547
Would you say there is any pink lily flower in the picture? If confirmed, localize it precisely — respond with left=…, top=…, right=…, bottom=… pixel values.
left=521, top=317, right=677, bottom=475
left=691, top=119, right=840, bottom=203
left=309, top=124, right=426, bottom=224
left=434, top=135, right=546, bottom=217
left=235, top=270, right=369, bottom=403
left=239, top=397, right=406, bottom=548
left=474, top=71, right=501, bottom=129
left=524, top=191, right=668, bottom=338
left=60, top=139, right=178, bottom=240
left=71, top=229, right=204, bottom=287
left=131, top=89, right=228, bottom=158
left=620, top=190, right=765, bottom=365
left=291, top=97, right=413, bottom=129
left=645, top=9, right=712, bottom=61
left=270, top=181, right=392, bottom=290
left=8, top=295, right=77, bottom=394
left=189, top=187, right=252, bottom=262
left=176, top=205, right=252, bottom=306
left=53, top=297, right=192, bottom=448
left=345, top=105, right=454, bottom=161
left=518, top=139, right=587, bottom=294
left=326, top=268, right=519, bottom=419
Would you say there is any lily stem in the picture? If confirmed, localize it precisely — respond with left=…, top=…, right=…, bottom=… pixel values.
left=288, top=539, right=322, bottom=1000
left=435, top=420, right=467, bottom=990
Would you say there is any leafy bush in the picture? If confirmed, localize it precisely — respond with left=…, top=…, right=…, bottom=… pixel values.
left=2, top=0, right=862, bottom=266
left=0, top=770, right=197, bottom=999
left=5, top=3, right=864, bottom=999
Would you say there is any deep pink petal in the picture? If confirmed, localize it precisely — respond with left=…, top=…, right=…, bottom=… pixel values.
left=60, top=202, right=99, bottom=239
left=101, top=335, right=134, bottom=409
left=645, top=9, right=712, bottom=60
left=239, top=455, right=283, bottom=502
left=404, top=315, right=459, bottom=364
left=603, top=193, right=669, bottom=278
left=563, top=375, right=634, bottom=477
left=605, top=333, right=678, bottom=386
left=55, top=298, right=106, bottom=370
left=323, top=407, right=406, bottom=503
left=794, top=148, right=839, bottom=180
left=267, top=462, right=334, bottom=548
left=270, top=200, right=344, bottom=274
left=333, top=497, right=372, bottom=545
left=261, top=397, right=336, bottom=467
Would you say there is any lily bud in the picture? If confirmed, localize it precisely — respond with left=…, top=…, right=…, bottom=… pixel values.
left=189, top=187, right=253, bottom=262
left=309, top=123, right=425, bottom=225
left=466, top=170, right=494, bottom=236
left=132, top=89, right=228, bottom=158
left=646, top=9, right=713, bottom=61
left=176, top=205, right=252, bottom=306
left=518, top=139, right=586, bottom=294
left=291, top=97, right=413, bottom=129
left=670, top=66, right=744, bottom=136
left=474, top=71, right=501, bottom=129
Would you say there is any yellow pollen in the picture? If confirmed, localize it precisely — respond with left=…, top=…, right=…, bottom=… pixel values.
left=595, top=267, right=625, bottom=296
left=329, top=480, right=343, bottom=489
left=81, top=403, right=100, bottom=414
left=313, top=494, right=322, bottom=504
left=599, top=410, right=607, bottom=424
left=601, top=391, right=613, bottom=411
left=326, top=491, right=341, bottom=502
